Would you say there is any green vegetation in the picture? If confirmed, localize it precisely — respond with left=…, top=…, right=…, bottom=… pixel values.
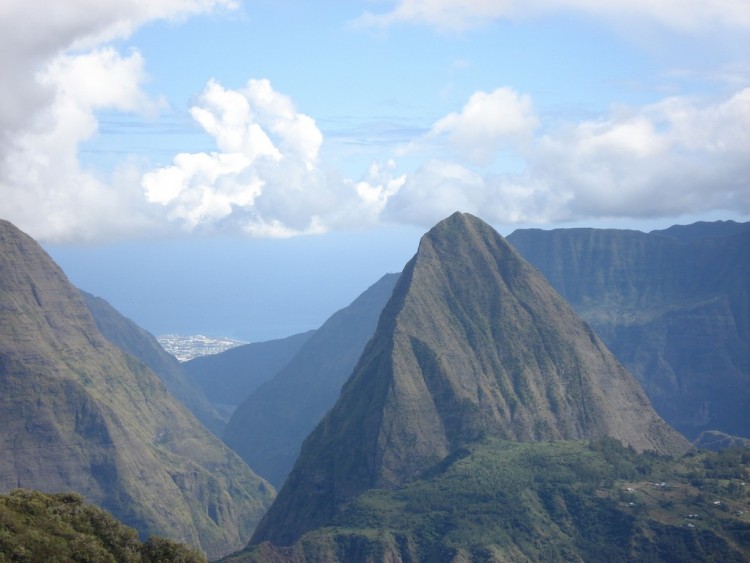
left=234, top=439, right=750, bottom=562
left=0, top=489, right=206, bottom=562
left=351, top=439, right=749, bottom=561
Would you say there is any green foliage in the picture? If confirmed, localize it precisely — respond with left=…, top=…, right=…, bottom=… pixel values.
left=267, top=440, right=750, bottom=562
left=141, top=537, right=206, bottom=562
left=0, top=490, right=206, bottom=563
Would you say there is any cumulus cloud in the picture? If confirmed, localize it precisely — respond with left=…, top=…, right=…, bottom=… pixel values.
left=353, top=0, right=750, bottom=32
left=1, top=0, right=747, bottom=242
left=409, top=87, right=538, bottom=165
left=529, top=88, right=750, bottom=220
left=0, top=0, right=235, bottom=241
left=383, top=87, right=750, bottom=227
left=142, top=79, right=373, bottom=236
left=0, top=47, right=161, bottom=241
left=0, top=0, right=234, bottom=144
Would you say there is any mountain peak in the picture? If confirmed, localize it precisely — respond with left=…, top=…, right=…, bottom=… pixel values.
left=253, top=213, right=690, bottom=546
left=420, top=211, right=503, bottom=253
left=0, top=218, right=274, bottom=559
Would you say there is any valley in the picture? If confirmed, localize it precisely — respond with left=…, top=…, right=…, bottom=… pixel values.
left=0, top=213, right=747, bottom=562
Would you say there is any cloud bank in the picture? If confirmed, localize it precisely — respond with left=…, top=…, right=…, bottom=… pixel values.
left=139, top=80, right=750, bottom=235
left=0, top=0, right=237, bottom=241
left=0, top=0, right=748, bottom=242
left=384, top=87, right=750, bottom=226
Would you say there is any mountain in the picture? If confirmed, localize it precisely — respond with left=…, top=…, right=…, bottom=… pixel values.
left=223, top=273, right=399, bottom=487
left=226, top=439, right=750, bottom=562
left=507, top=221, right=750, bottom=440
left=184, top=330, right=314, bottom=418
left=0, top=219, right=275, bottom=560
left=249, top=212, right=688, bottom=547
left=651, top=219, right=749, bottom=242
left=81, top=290, right=226, bottom=434
left=692, top=430, right=750, bottom=451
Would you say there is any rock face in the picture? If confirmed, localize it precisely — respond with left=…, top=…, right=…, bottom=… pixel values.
left=223, top=274, right=399, bottom=487
left=0, top=219, right=275, bottom=560
left=82, top=290, right=226, bottom=435
left=251, top=212, right=688, bottom=547
left=507, top=221, right=750, bottom=440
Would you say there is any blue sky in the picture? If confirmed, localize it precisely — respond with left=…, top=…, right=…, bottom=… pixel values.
left=2, top=0, right=749, bottom=340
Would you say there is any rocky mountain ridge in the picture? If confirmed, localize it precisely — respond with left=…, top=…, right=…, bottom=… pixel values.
left=0, top=218, right=275, bottom=559
left=250, top=212, right=688, bottom=547
left=223, top=273, right=399, bottom=487
left=184, top=330, right=314, bottom=419
left=507, top=221, right=749, bottom=439
left=82, top=291, right=226, bottom=434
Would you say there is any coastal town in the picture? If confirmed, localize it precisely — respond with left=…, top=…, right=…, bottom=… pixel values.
left=156, top=334, right=245, bottom=362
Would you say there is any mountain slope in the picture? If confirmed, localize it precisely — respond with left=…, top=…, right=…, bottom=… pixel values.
left=223, top=273, right=399, bottom=487
left=507, top=222, right=750, bottom=439
left=81, top=290, right=225, bottom=434
left=228, top=439, right=750, bottom=563
left=250, top=212, right=688, bottom=547
left=184, top=330, right=314, bottom=416
left=0, top=219, right=275, bottom=559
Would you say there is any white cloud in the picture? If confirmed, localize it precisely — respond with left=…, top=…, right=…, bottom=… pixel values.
left=142, top=79, right=372, bottom=236
left=413, top=87, right=538, bottom=165
left=0, top=0, right=236, bottom=241
left=529, top=88, right=750, bottom=220
left=0, top=0, right=234, bottom=143
left=0, top=48, right=160, bottom=241
left=0, top=0, right=747, bottom=242
left=352, top=160, right=407, bottom=220
left=383, top=87, right=750, bottom=227
left=353, top=0, right=750, bottom=32
left=381, top=160, right=486, bottom=224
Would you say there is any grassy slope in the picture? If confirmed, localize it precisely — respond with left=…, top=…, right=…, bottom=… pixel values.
left=231, top=440, right=750, bottom=562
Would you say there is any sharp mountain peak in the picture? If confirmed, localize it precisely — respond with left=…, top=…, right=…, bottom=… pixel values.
left=251, top=212, right=689, bottom=547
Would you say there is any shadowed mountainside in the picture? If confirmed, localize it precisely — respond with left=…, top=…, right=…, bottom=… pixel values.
left=508, top=221, right=750, bottom=440
left=184, top=330, right=314, bottom=418
left=0, top=219, right=275, bottom=560
left=223, top=274, right=399, bottom=487
left=81, top=290, right=225, bottom=434
left=249, top=212, right=688, bottom=548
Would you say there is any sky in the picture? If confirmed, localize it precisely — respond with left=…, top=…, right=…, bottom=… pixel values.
left=1, top=0, right=749, bottom=341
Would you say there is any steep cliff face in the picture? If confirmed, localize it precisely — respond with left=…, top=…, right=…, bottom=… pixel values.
left=251, top=213, right=688, bottom=547
left=0, top=219, right=274, bottom=560
left=223, top=273, right=399, bottom=487
left=82, top=290, right=226, bottom=434
left=508, top=222, right=750, bottom=440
